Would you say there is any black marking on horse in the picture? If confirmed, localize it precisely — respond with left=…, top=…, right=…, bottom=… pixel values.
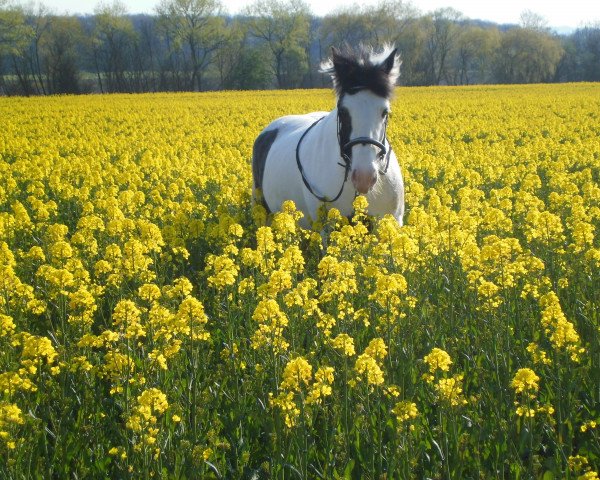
left=252, top=128, right=278, bottom=213
left=322, top=46, right=398, bottom=99
left=337, top=104, right=352, bottom=159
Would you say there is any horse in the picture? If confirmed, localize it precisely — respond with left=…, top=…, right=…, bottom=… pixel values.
left=252, top=45, right=404, bottom=229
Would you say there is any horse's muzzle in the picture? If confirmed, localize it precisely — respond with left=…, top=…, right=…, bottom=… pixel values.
left=352, top=169, right=377, bottom=194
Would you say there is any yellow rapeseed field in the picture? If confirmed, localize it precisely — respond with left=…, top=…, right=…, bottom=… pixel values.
left=1, top=84, right=599, bottom=478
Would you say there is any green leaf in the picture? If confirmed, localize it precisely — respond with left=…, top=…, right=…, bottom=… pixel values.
left=541, top=470, right=554, bottom=480
left=343, top=459, right=355, bottom=479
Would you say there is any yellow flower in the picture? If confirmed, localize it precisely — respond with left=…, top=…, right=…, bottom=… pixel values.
left=354, top=353, right=384, bottom=386
left=392, top=400, right=418, bottom=423
left=539, top=290, right=584, bottom=361
left=306, top=366, right=335, bottom=405
left=511, top=368, right=540, bottom=394
left=126, top=388, right=169, bottom=446
left=331, top=333, right=355, bottom=356
left=176, top=297, right=209, bottom=341
left=516, top=406, right=536, bottom=418
left=21, top=334, right=58, bottom=365
left=364, top=338, right=387, bottom=362
left=435, top=374, right=467, bottom=407
left=206, top=254, right=239, bottom=289
left=580, top=420, right=597, bottom=433
left=369, top=273, right=408, bottom=310
left=269, top=391, right=300, bottom=428
left=353, top=195, right=369, bottom=214
left=257, top=269, right=292, bottom=298
left=103, top=351, right=134, bottom=381
left=280, top=357, right=312, bottom=392
left=202, top=447, right=214, bottom=461
left=251, top=298, right=289, bottom=354
left=164, top=277, right=193, bottom=299
left=112, top=300, right=145, bottom=339
left=0, top=402, right=24, bottom=448
left=278, top=245, right=305, bottom=274
left=569, top=455, right=589, bottom=472
left=0, top=314, right=16, bottom=337
left=138, top=283, right=162, bottom=303
left=423, top=347, right=452, bottom=375
left=526, top=342, right=551, bottom=365
left=68, top=287, right=97, bottom=326
left=0, top=371, right=36, bottom=394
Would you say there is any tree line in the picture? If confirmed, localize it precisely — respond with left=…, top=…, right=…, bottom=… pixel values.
left=1, top=0, right=599, bottom=95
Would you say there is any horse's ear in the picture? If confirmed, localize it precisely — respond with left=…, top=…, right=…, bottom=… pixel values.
left=379, top=47, right=401, bottom=86
left=380, top=48, right=399, bottom=75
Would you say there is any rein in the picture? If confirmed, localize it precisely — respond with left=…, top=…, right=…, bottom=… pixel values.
left=296, top=90, right=392, bottom=204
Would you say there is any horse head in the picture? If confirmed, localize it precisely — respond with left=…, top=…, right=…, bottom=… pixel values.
left=321, top=46, right=401, bottom=194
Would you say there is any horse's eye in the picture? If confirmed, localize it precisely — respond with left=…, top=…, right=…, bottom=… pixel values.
left=382, top=109, right=389, bottom=118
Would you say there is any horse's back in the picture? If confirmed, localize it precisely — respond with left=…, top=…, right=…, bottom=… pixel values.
left=265, top=112, right=327, bottom=133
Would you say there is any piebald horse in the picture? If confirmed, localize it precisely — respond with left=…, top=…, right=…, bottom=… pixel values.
left=252, top=45, right=404, bottom=228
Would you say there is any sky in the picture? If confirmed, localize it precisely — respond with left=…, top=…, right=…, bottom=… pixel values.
left=32, top=0, right=600, bottom=30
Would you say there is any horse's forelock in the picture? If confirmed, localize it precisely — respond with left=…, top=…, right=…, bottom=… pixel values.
left=320, top=45, right=400, bottom=99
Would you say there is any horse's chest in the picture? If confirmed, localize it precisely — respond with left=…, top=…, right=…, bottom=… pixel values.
left=367, top=173, right=402, bottom=216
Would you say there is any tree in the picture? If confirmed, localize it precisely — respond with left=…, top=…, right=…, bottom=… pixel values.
left=245, top=0, right=311, bottom=88
left=227, top=44, right=272, bottom=90
left=423, top=7, right=463, bottom=85
left=320, top=5, right=374, bottom=48
left=367, top=0, right=419, bottom=45
left=578, top=25, right=600, bottom=81
left=213, top=19, right=258, bottom=89
left=91, top=1, right=138, bottom=93
left=130, top=15, right=161, bottom=92
left=42, top=16, right=84, bottom=93
left=0, top=2, right=32, bottom=58
left=0, top=2, right=34, bottom=94
left=495, top=27, right=564, bottom=83
left=566, top=25, right=600, bottom=81
left=452, top=26, right=500, bottom=85
left=320, top=1, right=418, bottom=51
left=520, top=10, right=548, bottom=32
left=22, top=2, right=51, bottom=95
left=319, top=1, right=422, bottom=85
left=156, top=0, right=225, bottom=91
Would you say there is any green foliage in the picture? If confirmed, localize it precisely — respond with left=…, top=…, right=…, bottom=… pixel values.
left=156, top=0, right=225, bottom=91
left=0, top=3, right=33, bottom=58
left=495, top=27, right=565, bottom=83
left=245, top=0, right=311, bottom=88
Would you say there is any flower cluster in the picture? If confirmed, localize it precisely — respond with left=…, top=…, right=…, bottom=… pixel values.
left=269, top=357, right=334, bottom=428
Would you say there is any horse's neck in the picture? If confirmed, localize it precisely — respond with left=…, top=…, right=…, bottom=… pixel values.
left=297, top=109, right=349, bottom=203
left=304, top=110, right=340, bottom=169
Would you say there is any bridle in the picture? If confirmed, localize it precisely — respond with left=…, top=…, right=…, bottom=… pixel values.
left=296, top=87, right=392, bottom=203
